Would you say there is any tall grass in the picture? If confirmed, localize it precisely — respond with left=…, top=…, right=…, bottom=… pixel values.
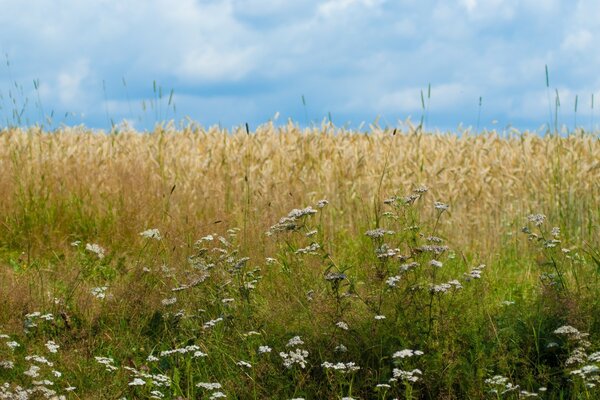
left=0, top=123, right=599, bottom=399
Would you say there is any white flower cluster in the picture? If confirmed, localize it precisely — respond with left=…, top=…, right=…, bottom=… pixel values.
left=365, top=228, right=394, bottom=239
left=95, top=356, right=118, bottom=372
left=390, top=368, right=422, bottom=383
left=91, top=286, right=108, bottom=299
left=321, top=361, right=360, bottom=373
left=430, top=280, right=463, bottom=294
left=465, top=264, right=485, bottom=280
left=527, top=213, right=546, bottom=226
left=267, top=206, right=318, bottom=236
left=295, top=242, right=320, bottom=255
left=203, top=317, right=224, bottom=330
left=85, top=243, right=106, bottom=259
left=139, top=228, right=162, bottom=240
left=392, top=349, right=423, bottom=359
left=159, top=345, right=206, bottom=358
left=280, top=348, right=310, bottom=369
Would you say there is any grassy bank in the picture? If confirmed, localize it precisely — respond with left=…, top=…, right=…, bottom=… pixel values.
left=1, top=124, right=599, bottom=399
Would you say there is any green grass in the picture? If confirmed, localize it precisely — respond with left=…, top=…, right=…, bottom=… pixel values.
left=0, top=127, right=599, bottom=399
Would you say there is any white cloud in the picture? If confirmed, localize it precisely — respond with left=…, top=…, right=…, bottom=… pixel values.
left=561, top=30, right=593, bottom=53
left=56, top=59, right=91, bottom=108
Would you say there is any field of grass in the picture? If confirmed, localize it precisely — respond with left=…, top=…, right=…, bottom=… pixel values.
left=0, top=123, right=599, bottom=399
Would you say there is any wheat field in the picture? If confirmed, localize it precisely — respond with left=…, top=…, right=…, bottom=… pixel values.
left=0, top=124, right=599, bottom=399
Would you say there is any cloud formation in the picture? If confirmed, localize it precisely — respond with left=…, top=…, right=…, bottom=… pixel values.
left=0, top=0, right=598, bottom=131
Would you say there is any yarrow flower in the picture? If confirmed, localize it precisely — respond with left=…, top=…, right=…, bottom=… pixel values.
left=527, top=213, right=546, bottom=226
left=280, top=348, right=309, bottom=369
left=140, top=228, right=162, bottom=240
left=336, top=321, right=349, bottom=330
left=321, top=361, right=360, bottom=373
left=91, top=286, right=108, bottom=299
left=393, top=349, right=424, bottom=359
left=258, top=346, right=272, bottom=354
left=429, top=259, right=443, bottom=268
left=85, top=243, right=106, bottom=259
left=197, top=382, right=222, bottom=390
left=434, top=201, right=449, bottom=211
left=286, top=336, right=304, bottom=347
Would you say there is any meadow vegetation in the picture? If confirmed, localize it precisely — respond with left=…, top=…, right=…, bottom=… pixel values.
left=0, top=123, right=599, bottom=399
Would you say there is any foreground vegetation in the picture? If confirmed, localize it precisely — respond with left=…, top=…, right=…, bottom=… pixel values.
left=0, top=123, right=599, bottom=399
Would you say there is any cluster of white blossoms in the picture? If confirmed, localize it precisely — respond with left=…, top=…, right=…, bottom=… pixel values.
left=392, top=349, right=424, bottom=359
left=85, top=243, right=106, bottom=259
left=139, top=228, right=161, bottom=240
left=280, top=336, right=309, bottom=369
left=321, top=361, right=360, bottom=373
left=267, top=206, right=319, bottom=236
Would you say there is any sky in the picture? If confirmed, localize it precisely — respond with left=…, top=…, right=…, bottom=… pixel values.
left=1, top=0, right=599, bottom=132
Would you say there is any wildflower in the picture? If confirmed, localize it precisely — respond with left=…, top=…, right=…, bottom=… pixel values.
left=434, top=201, right=449, bottom=211
left=70, top=240, right=81, bottom=247
left=325, top=272, right=346, bottom=282
left=414, top=185, right=428, bottom=193
left=258, top=346, right=272, bottom=354
left=197, top=383, right=222, bottom=390
left=51, top=370, right=61, bottom=378
left=305, top=229, right=318, bottom=237
left=161, top=297, right=177, bottom=306
left=365, top=228, right=394, bottom=239
left=236, top=360, right=252, bottom=368
left=321, top=361, right=360, bottom=373
left=316, top=199, right=329, bottom=208
left=399, top=262, right=419, bottom=272
left=221, top=298, right=235, bottom=304
left=519, top=390, right=539, bottom=398
left=286, top=336, right=304, bottom=347
left=501, top=300, right=515, bottom=306
left=386, top=275, right=401, bottom=287
left=554, top=325, right=581, bottom=335
left=210, top=393, right=227, bottom=399
left=243, top=331, right=261, bottom=337
left=150, top=390, right=164, bottom=399
left=0, top=361, right=14, bottom=369
left=5, top=341, right=19, bottom=350
left=295, top=242, right=320, bottom=255
left=24, top=365, right=41, bottom=377
left=429, top=259, right=443, bottom=268
left=40, top=313, right=54, bottom=321
left=336, top=321, right=349, bottom=330
left=140, top=228, right=161, bottom=240
left=91, top=286, right=108, bottom=299
left=147, top=355, right=159, bottom=362
left=95, top=356, right=118, bottom=372
left=527, top=214, right=546, bottom=226
left=375, top=315, right=386, bottom=320
left=280, top=349, right=309, bottom=369
left=465, top=264, right=485, bottom=280
left=129, top=378, right=146, bottom=386
left=390, top=368, right=422, bottom=383
left=588, top=352, right=600, bottom=362
left=265, top=257, right=276, bottom=264
left=65, top=386, right=76, bottom=391
left=193, top=351, right=208, bottom=358
left=25, top=355, right=53, bottom=366
left=45, top=340, right=59, bottom=353
left=376, top=383, right=391, bottom=389
left=85, top=243, right=106, bottom=259
left=203, top=317, right=224, bottom=330
left=393, top=349, right=424, bottom=358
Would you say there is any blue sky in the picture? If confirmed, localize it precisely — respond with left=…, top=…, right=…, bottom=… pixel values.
left=1, top=0, right=599, bottom=132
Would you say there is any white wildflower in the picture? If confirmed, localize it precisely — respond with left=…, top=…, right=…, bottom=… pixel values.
left=375, top=315, right=386, bottom=320
left=386, top=275, right=401, bottom=287
left=197, top=382, right=222, bottom=390
left=392, top=349, right=424, bottom=359
left=128, top=378, right=146, bottom=386
left=210, top=392, right=227, bottom=399
left=85, top=243, right=105, bottom=259
left=429, top=260, right=443, bottom=268
left=434, top=201, right=449, bottom=211
left=45, top=340, right=59, bottom=353
left=5, top=341, right=20, bottom=350
left=91, top=286, right=108, bottom=299
left=280, top=348, right=309, bottom=369
left=236, top=360, right=252, bottom=368
left=24, top=365, right=41, bottom=377
left=336, top=321, right=349, bottom=330
left=161, top=297, right=177, bottom=306
left=140, top=228, right=161, bottom=240
left=258, top=346, right=272, bottom=354
left=286, top=336, right=304, bottom=347
left=527, top=214, right=546, bottom=226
